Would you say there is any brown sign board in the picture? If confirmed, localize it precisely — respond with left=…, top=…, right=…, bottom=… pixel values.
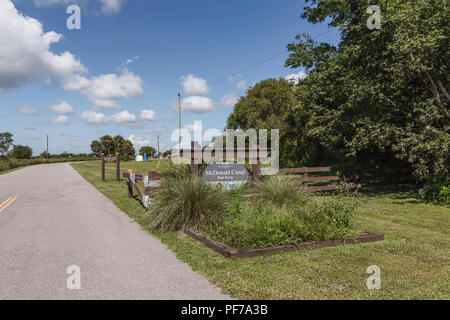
left=101, top=154, right=120, bottom=181
left=103, top=156, right=117, bottom=163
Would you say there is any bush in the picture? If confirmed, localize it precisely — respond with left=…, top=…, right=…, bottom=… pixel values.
left=200, top=194, right=358, bottom=248
left=146, top=172, right=227, bottom=232
left=251, top=177, right=310, bottom=207
left=420, top=179, right=450, bottom=204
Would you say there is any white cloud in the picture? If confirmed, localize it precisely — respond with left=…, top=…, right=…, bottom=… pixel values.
left=110, top=110, right=136, bottom=124
left=78, top=110, right=109, bottom=125
left=52, top=115, right=69, bottom=124
left=141, top=109, right=159, bottom=121
left=285, top=71, right=307, bottom=84
left=47, top=100, right=74, bottom=114
left=181, top=96, right=215, bottom=113
left=0, top=0, right=85, bottom=91
left=181, top=74, right=210, bottom=96
left=17, top=105, right=39, bottom=115
left=219, top=94, right=239, bottom=108
left=34, top=0, right=126, bottom=14
left=128, top=134, right=150, bottom=147
left=78, top=109, right=138, bottom=125
left=237, top=80, right=247, bottom=90
left=63, top=69, right=143, bottom=109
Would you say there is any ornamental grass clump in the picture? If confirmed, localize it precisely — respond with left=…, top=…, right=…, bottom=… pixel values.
left=251, top=176, right=310, bottom=207
left=146, top=170, right=227, bottom=232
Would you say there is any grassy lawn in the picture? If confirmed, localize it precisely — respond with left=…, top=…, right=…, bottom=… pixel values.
left=71, top=161, right=450, bottom=300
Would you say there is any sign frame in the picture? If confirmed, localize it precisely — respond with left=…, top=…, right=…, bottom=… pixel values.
left=101, top=153, right=120, bottom=181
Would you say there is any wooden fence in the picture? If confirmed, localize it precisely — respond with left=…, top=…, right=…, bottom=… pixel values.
left=277, top=165, right=415, bottom=191
left=123, top=170, right=162, bottom=208
left=277, top=167, right=360, bottom=191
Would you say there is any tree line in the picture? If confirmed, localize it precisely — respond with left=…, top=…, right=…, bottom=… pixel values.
left=227, top=0, right=448, bottom=191
left=0, top=132, right=96, bottom=160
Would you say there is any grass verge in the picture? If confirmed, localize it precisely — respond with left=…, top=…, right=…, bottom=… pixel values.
left=71, top=161, right=450, bottom=299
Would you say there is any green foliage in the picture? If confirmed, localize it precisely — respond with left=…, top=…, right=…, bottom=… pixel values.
left=420, top=181, right=450, bottom=204
left=201, top=196, right=357, bottom=248
left=0, top=132, right=13, bottom=156
left=285, top=0, right=449, bottom=180
left=251, top=177, right=310, bottom=207
left=200, top=177, right=359, bottom=248
left=226, top=78, right=315, bottom=167
left=146, top=169, right=227, bottom=232
left=139, top=146, right=157, bottom=158
left=90, top=135, right=135, bottom=160
left=10, top=145, right=32, bottom=159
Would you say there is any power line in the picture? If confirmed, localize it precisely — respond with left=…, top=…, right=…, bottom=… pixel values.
left=209, top=28, right=336, bottom=89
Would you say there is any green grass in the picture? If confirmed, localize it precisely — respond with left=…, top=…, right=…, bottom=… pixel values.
left=71, top=161, right=450, bottom=300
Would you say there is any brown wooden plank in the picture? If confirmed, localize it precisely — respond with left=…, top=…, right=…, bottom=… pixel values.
left=278, top=167, right=334, bottom=174
left=278, top=168, right=308, bottom=174
left=305, top=176, right=340, bottom=182
left=122, top=173, right=145, bottom=181
left=185, top=229, right=384, bottom=259
left=133, top=181, right=144, bottom=199
left=184, top=229, right=235, bottom=257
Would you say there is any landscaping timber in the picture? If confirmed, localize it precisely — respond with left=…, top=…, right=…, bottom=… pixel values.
left=184, top=228, right=384, bottom=259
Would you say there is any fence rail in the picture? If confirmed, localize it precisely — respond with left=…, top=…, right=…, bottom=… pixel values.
left=277, top=165, right=415, bottom=192
left=123, top=170, right=162, bottom=208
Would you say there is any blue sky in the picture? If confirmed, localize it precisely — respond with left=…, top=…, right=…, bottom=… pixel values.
left=0, top=0, right=339, bottom=155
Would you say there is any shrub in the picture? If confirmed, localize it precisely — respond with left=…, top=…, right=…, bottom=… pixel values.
left=200, top=196, right=358, bottom=248
left=420, top=179, right=450, bottom=204
left=146, top=174, right=227, bottom=232
left=251, top=177, right=310, bottom=207
left=295, top=197, right=357, bottom=241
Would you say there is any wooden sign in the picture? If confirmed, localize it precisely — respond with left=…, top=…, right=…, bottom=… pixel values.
left=202, top=163, right=250, bottom=190
left=101, top=153, right=120, bottom=181
left=103, top=156, right=117, bottom=163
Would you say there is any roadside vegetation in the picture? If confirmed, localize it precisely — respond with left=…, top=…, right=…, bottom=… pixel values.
left=72, top=161, right=449, bottom=299
left=0, top=132, right=97, bottom=174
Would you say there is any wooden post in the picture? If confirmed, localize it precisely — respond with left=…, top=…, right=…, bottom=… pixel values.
left=191, top=159, right=199, bottom=178
left=191, top=145, right=200, bottom=178
left=116, top=153, right=120, bottom=181
left=127, top=170, right=134, bottom=198
left=252, top=159, right=261, bottom=186
left=303, top=167, right=309, bottom=189
left=101, top=153, right=105, bottom=181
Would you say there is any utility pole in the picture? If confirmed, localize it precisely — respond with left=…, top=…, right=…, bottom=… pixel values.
left=46, top=135, right=49, bottom=162
left=178, top=93, right=182, bottom=148
left=157, top=134, right=160, bottom=157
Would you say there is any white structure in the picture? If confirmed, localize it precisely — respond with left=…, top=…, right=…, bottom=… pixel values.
left=136, top=155, right=144, bottom=162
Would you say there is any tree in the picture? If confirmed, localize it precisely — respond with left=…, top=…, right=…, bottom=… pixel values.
left=285, top=0, right=449, bottom=180
left=90, top=135, right=135, bottom=160
left=11, top=145, right=32, bottom=159
left=139, top=146, right=157, bottom=158
left=227, top=78, right=315, bottom=167
left=0, top=132, right=13, bottom=157
left=40, top=151, right=50, bottom=158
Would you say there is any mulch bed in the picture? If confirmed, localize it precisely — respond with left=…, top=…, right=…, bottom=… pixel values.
left=184, top=229, right=384, bottom=259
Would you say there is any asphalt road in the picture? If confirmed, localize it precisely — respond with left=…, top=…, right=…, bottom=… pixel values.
left=0, top=163, right=228, bottom=300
